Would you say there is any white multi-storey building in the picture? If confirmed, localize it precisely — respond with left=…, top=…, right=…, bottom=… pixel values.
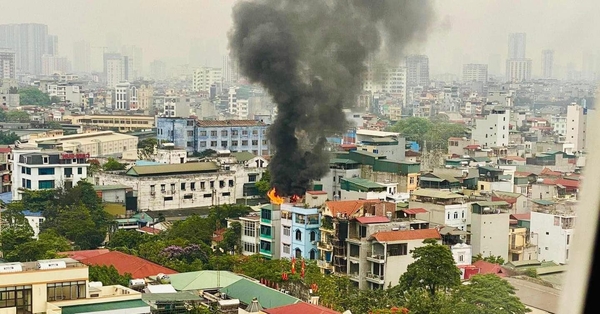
left=542, top=49, right=554, bottom=79
left=530, top=210, right=574, bottom=264
left=472, top=107, right=510, bottom=148
left=462, top=64, right=488, bottom=83
left=11, top=149, right=90, bottom=200
left=411, top=189, right=470, bottom=232
left=566, top=103, right=588, bottom=152
left=506, top=59, right=532, bottom=82
left=114, top=82, right=138, bottom=110
left=470, top=201, right=510, bottom=262
left=46, top=83, right=81, bottom=104
left=193, top=67, right=222, bottom=92
left=237, top=214, right=260, bottom=256
left=0, top=49, right=16, bottom=79
left=550, top=115, right=567, bottom=136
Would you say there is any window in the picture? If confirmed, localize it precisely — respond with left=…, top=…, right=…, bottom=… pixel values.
left=283, top=226, right=291, bottom=236
left=222, top=192, right=230, bottom=197
left=0, top=285, right=32, bottom=312
left=243, top=241, right=256, bottom=253
left=170, top=183, right=176, bottom=191
left=161, top=184, right=166, bottom=191
left=296, top=214, right=306, bottom=224
left=252, top=129, right=258, bottom=135
left=47, top=281, right=86, bottom=301
left=242, top=130, right=248, bottom=135
left=249, top=174, right=257, bottom=182
left=232, top=130, right=239, bottom=136
left=260, top=240, right=271, bottom=252
left=64, top=168, right=73, bottom=177
left=447, top=212, right=450, bottom=220
left=39, top=167, right=55, bottom=175
left=462, top=211, right=465, bottom=218
left=310, top=231, right=316, bottom=242
left=283, top=244, right=291, bottom=254
left=295, top=248, right=302, bottom=258
left=567, top=234, right=570, bottom=245
left=181, top=183, right=186, bottom=191
left=459, top=254, right=464, bottom=262
left=229, top=179, right=234, bottom=187
left=221, top=141, right=227, bottom=147
left=184, top=194, right=193, bottom=199
left=204, top=193, right=212, bottom=198
left=210, top=130, right=217, bottom=137
left=190, top=182, right=196, bottom=190
left=244, top=222, right=256, bottom=237
left=252, top=140, right=258, bottom=146
left=150, top=185, right=155, bottom=194
left=187, top=130, right=194, bottom=137
left=453, top=212, right=458, bottom=219
left=39, top=180, right=55, bottom=189
left=262, top=140, right=267, bottom=145
left=219, top=180, right=225, bottom=188
left=410, top=177, right=415, bottom=184
left=232, top=140, right=238, bottom=146
left=210, top=181, right=215, bottom=188
left=309, top=249, right=316, bottom=260
left=260, top=225, right=272, bottom=237
left=295, top=229, right=302, bottom=241
left=261, top=209, right=272, bottom=221
left=201, top=181, right=206, bottom=189
left=221, top=130, right=228, bottom=136
left=164, top=196, right=174, bottom=201
left=210, top=141, right=217, bottom=147
left=43, top=156, right=49, bottom=164
left=388, top=243, right=408, bottom=256
left=242, top=140, right=248, bottom=146
left=200, top=141, right=207, bottom=147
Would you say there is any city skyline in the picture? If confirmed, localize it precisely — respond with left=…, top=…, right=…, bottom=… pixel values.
left=0, top=0, right=598, bottom=79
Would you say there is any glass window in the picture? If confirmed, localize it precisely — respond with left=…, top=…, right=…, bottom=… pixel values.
left=295, top=229, right=302, bottom=241
left=190, top=182, right=196, bottom=190
left=244, top=221, right=256, bottom=237
left=200, top=131, right=207, bottom=136
left=283, top=226, right=291, bottom=236
left=211, top=131, right=217, bottom=137
left=283, top=244, right=291, bottom=254
left=310, top=231, right=316, bottom=242
left=38, top=180, right=55, bottom=189
left=242, top=140, right=248, bottom=146
left=77, top=167, right=83, bottom=175
left=221, top=130, right=228, bottom=136
left=0, top=285, right=32, bottom=312
left=38, top=167, right=55, bottom=175
left=46, top=281, right=86, bottom=301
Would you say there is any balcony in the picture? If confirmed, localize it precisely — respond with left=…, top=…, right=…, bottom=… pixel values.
left=366, top=272, right=385, bottom=284
left=349, top=272, right=360, bottom=281
left=366, top=252, right=385, bottom=263
left=318, top=241, right=333, bottom=251
left=259, top=233, right=272, bottom=240
left=317, top=260, right=333, bottom=270
left=259, top=248, right=272, bottom=256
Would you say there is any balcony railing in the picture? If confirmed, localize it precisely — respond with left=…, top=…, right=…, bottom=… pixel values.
left=366, top=272, right=385, bottom=284
left=349, top=272, right=360, bottom=281
left=366, top=252, right=385, bottom=263
left=317, top=260, right=333, bottom=269
left=318, top=241, right=333, bottom=251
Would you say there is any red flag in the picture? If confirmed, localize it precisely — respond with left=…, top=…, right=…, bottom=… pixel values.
left=291, top=258, right=296, bottom=274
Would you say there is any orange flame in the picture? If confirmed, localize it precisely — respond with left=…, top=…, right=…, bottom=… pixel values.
left=267, top=188, right=285, bottom=205
left=290, top=195, right=300, bottom=203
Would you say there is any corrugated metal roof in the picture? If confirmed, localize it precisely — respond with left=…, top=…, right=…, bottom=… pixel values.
left=402, top=208, right=428, bottom=214
left=61, top=300, right=149, bottom=314
left=126, top=162, right=219, bottom=176
left=219, top=278, right=300, bottom=309
left=372, top=229, right=441, bottom=242
left=231, top=151, right=256, bottom=162
left=341, top=177, right=384, bottom=189
left=356, top=216, right=390, bottom=224
left=169, top=270, right=245, bottom=291
left=412, top=189, right=464, bottom=199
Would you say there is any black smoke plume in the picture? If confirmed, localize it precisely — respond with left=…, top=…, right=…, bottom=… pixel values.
left=229, top=0, right=434, bottom=196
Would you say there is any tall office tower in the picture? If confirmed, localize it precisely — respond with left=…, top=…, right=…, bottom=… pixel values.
left=405, top=55, right=430, bottom=87
left=192, top=67, right=222, bottom=92
left=506, top=59, right=532, bottom=82
left=149, top=60, right=166, bottom=80
left=73, top=40, right=91, bottom=73
left=104, top=53, right=125, bottom=88
left=42, top=55, right=71, bottom=75
left=0, top=49, right=16, bottom=79
left=542, top=50, right=554, bottom=79
left=462, top=64, right=488, bottom=82
left=508, top=33, right=527, bottom=59
left=121, top=45, right=143, bottom=79
left=46, top=35, right=58, bottom=56
left=0, top=23, right=49, bottom=74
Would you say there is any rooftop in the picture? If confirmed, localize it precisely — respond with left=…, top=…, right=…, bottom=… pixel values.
left=169, top=270, right=246, bottom=291
left=355, top=216, right=390, bottom=224
left=372, top=228, right=441, bottom=242
left=263, top=302, right=341, bottom=314
left=60, top=299, right=150, bottom=314
left=231, top=151, right=256, bottom=162
left=341, top=177, right=384, bottom=189
left=219, top=278, right=300, bottom=309
left=93, top=184, right=132, bottom=191
left=324, top=200, right=378, bottom=217
left=411, top=189, right=464, bottom=199
left=196, top=120, right=266, bottom=127
left=125, top=162, right=220, bottom=176
left=73, top=251, right=177, bottom=279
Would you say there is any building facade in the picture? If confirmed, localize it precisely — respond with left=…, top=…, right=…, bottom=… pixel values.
left=30, top=131, right=138, bottom=157
left=506, top=59, right=532, bottom=82
left=114, top=82, right=138, bottom=110
left=566, top=103, right=588, bottom=152
left=95, top=163, right=237, bottom=211
left=462, top=64, right=488, bottom=83
left=411, top=189, right=470, bottom=231
left=259, top=204, right=282, bottom=260
left=472, top=107, right=510, bottom=148
left=193, top=67, right=222, bottom=92
left=11, top=149, right=89, bottom=200
left=530, top=210, right=574, bottom=264
left=63, top=114, right=155, bottom=132
left=470, top=201, right=510, bottom=262
left=279, top=204, right=320, bottom=260
left=0, top=23, right=49, bottom=74
left=542, top=49, right=554, bottom=79
left=405, top=55, right=430, bottom=88
left=0, top=49, right=15, bottom=79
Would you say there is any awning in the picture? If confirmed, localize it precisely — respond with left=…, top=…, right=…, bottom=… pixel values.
left=403, top=208, right=428, bottom=215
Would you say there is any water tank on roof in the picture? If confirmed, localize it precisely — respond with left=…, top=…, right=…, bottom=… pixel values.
left=37, top=260, right=66, bottom=270
left=88, top=282, right=103, bottom=288
left=129, top=279, right=146, bottom=287
left=536, top=178, right=544, bottom=183
left=0, top=263, right=23, bottom=273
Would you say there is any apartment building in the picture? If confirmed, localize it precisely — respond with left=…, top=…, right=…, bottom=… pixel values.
left=192, top=67, right=222, bottom=92
left=0, top=258, right=149, bottom=314
left=30, top=131, right=138, bottom=157
left=46, top=83, right=81, bottom=104
left=411, top=189, right=469, bottom=231
left=236, top=213, right=261, bottom=256
left=259, top=204, right=282, bottom=260
left=202, top=151, right=269, bottom=199
left=470, top=201, right=510, bottom=262
left=471, top=107, right=510, bottom=148
left=509, top=216, right=538, bottom=262
left=477, top=165, right=514, bottom=193
left=11, top=149, right=89, bottom=200
left=64, top=114, right=155, bottom=132
left=279, top=203, right=320, bottom=260
left=530, top=204, right=575, bottom=264
left=156, top=118, right=270, bottom=156
left=314, top=158, right=361, bottom=201
left=95, top=162, right=236, bottom=211
left=114, top=82, right=138, bottom=110
left=0, top=146, right=10, bottom=193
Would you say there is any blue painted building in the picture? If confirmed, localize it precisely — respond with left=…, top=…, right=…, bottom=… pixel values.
left=280, top=203, right=320, bottom=260
left=157, top=118, right=271, bottom=155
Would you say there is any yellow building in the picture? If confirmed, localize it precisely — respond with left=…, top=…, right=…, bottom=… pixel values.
left=0, top=258, right=149, bottom=314
left=31, top=131, right=139, bottom=157
left=63, top=115, right=155, bottom=132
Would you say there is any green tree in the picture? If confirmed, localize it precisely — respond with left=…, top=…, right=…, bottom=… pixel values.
left=102, top=157, right=127, bottom=171
left=46, top=121, right=62, bottom=129
left=255, top=170, right=271, bottom=195
left=398, top=238, right=461, bottom=296
left=88, top=159, right=101, bottom=176
left=219, top=222, right=241, bottom=254
left=5, top=110, right=30, bottom=123
left=0, top=206, right=35, bottom=259
left=18, top=87, right=52, bottom=106
left=8, top=230, right=71, bottom=262
left=451, top=274, right=531, bottom=314
left=50, top=96, right=62, bottom=104
left=387, top=117, right=432, bottom=148
left=164, top=215, right=213, bottom=245
left=108, top=229, right=156, bottom=251
left=88, top=265, right=132, bottom=286
left=45, top=204, right=106, bottom=250
left=192, top=149, right=216, bottom=158
left=483, top=255, right=506, bottom=265
left=138, top=138, right=158, bottom=160
left=387, top=117, right=467, bottom=151
left=0, top=130, right=20, bottom=144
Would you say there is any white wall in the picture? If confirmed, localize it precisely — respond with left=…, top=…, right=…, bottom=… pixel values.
left=452, top=243, right=473, bottom=266
left=471, top=212, right=510, bottom=261
left=382, top=238, right=442, bottom=288
left=530, top=211, right=573, bottom=264
left=472, top=110, right=510, bottom=148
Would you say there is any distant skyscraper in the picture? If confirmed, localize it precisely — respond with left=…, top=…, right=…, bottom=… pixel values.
left=405, top=55, right=430, bottom=87
left=192, top=67, right=222, bottom=92
left=0, top=23, right=49, bottom=74
left=508, top=33, right=526, bottom=59
left=462, top=64, right=488, bottom=82
left=0, top=49, right=16, bottom=79
left=73, top=40, right=91, bottom=73
left=104, top=53, right=127, bottom=88
left=542, top=50, right=554, bottom=79
left=149, top=60, right=166, bottom=80
left=506, top=59, right=532, bottom=82
left=121, top=45, right=143, bottom=79
left=46, top=34, right=58, bottom=56
left=42, top=54, right=70, bottom=75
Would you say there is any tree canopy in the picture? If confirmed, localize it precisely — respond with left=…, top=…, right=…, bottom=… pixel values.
left=138, top=138, right=158, bottom=160
left=89, top=265, right=132, bottom=286
left=102, top=157, right=127, bottom=171
left=450, top=274, right=531, bottom=314
left=0, top=130, right=20, bottom=145
left=387, top=117, right=467, bottom=151
left=18, top=87, right=52, bottom=106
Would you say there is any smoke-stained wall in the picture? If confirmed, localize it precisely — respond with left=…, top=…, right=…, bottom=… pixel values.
left=229, top=0, right=435, bottom=195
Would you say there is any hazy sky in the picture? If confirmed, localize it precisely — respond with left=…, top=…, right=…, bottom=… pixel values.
left=1, top=0, right=598, bottom=77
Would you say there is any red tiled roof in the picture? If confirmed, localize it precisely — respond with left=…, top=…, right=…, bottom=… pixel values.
left=137, top=226, right=162, bottom=235
left=78, top=251, right=178, bottom=278
left=510, top=213, right=531, bottom=221
left=372, top=229, right=441, bottom=242
left=555, top=178, right=580, bottom=189
left=402, top=208, right=428, bottom=214
left=472, top=260, right=506, bottom=277
left=541, top=178, right=557, bottom=185
left=60, top=249, right=110, bottom=261
left=263, top=302, right=340, bottom=314
left=356, top=216, right=390, bottom=224
left=0, top=147, right=11, bottom=153
left=540, top=168, right=562, bottom=177
left=514, top=171, right=535, bottom=177
left=464, top=144, right=481, bottom=149
left=212, top=228, right=227, bottom=242
left=324, top=200, right=372, bottom=217
left=307, top=190, right=328, bottom=195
